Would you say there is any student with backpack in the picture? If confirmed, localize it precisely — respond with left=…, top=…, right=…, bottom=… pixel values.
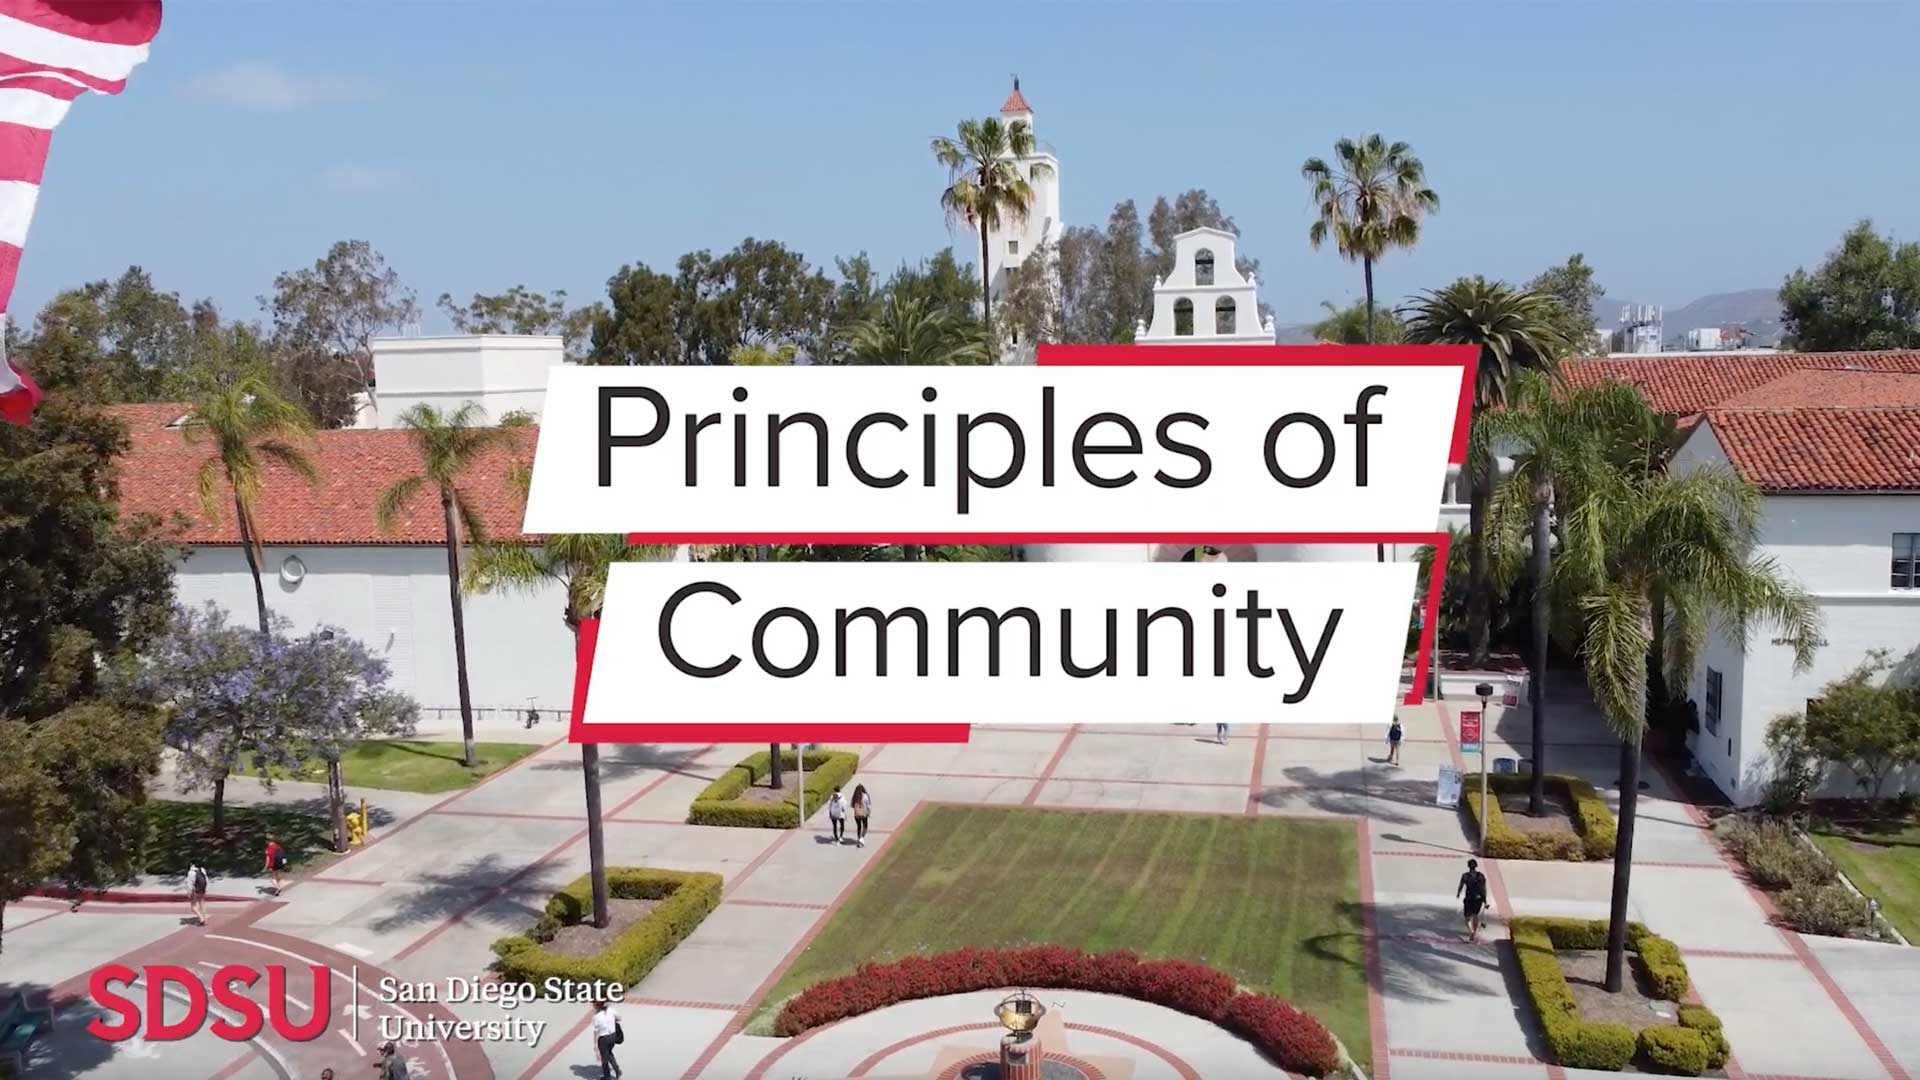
left=590, top=999, right=623, bottom=1078
left=1457, top=858, right=1492, bottom=942
left=264, top=834, right=287, bottom=894
left=850, top=785, right=872, bottom=847
left=186, top=863, right=209, bottom=925
left=1386, top=718, right=1404, bottom=766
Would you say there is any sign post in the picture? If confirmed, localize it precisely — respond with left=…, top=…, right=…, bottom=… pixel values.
left=1472, top=681, right=1495, bottom=852
left=793, top=743, right=805, bottom=828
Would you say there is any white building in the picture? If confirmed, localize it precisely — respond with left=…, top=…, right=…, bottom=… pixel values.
left=1135, top=227, right=1279, bottom=345
left=112, top=337, right=669, bottom=733
left=982, top=78, right=1061, bottom=307
left=351, top=334, right=567, bottom=429
left=1565, top=355, right=1920, bottom=803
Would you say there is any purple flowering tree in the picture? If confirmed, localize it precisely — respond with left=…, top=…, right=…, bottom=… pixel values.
left=140, top=603, right=416, bottom=848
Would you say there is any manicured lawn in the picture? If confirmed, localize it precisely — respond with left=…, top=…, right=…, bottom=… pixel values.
left=1811, top=816, right=1920, bottom=941
left=248, top=739, right=542, bottom=794
left=753, top=805, right=1369, bottom=1063
left=144, top=799, right=335, bottom=879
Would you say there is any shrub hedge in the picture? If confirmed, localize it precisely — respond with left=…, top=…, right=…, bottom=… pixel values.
left=1509, top=917, right=1727, bottom=1076
left=490, top=867, right=721, bottom=989
left=772, top=944, right=1341, bottom=1077
left=1461, top=773, right=1616, bottom=861
left=1719, top=817, right=1836, bottom=889
left=687, top=748, right=860, bottom=829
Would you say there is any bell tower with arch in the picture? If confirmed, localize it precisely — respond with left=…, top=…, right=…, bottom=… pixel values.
left=1136, top=227, right=1277, bottom=344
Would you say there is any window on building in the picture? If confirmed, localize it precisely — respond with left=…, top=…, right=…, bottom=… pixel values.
left=1215, top=296, right=1237, bottom=335
left=1194, top=248, right=1215, bottom=286
left=1894, top=533, right=1919, bottom=588
left=1704, top=668, right=1723, bottom=735
left=1173, top=298, right=1194, bottom=336
left=1007, top=240, right=1020, bottom=256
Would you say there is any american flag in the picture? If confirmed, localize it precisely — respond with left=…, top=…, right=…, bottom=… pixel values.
left=0, top=0, right=161, bottom=425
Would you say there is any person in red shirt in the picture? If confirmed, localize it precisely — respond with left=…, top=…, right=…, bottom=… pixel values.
left=264, top=835, right=286, bottom=894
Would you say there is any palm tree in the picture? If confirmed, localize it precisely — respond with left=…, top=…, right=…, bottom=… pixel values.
left=1473, top=369, right=1644, bottom=814
left=1554, top=442, right=1819, bottom=990
left=1311, top=299, right=1403, bottom=345
left=842, top=294, right=991, bottom=366
left=932, top=116, right=1042, bottom=338
left=376, top=403, right=527, bottom=768
left=1302, top=135, right=1439, bottom=343
left=465, top=529, right=672, bottom=929
left=1402, top=279, right=1570, bottom=665
left=181, top=372, right=318, bottom=634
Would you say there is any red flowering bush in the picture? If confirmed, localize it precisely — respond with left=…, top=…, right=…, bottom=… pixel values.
left=1223, top=990, right=1341, bottom=1077
left=771, top=945, right=1340, bottom=1077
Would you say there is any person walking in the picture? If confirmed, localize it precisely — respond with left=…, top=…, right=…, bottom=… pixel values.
left=186, top=862, right=209, bottom=925
left=850, top=785, right=872, bottom=847
left=591, top=999, right=623, bottom=1078
left=1457, top=858, right=1491, bottom=942
left=1215, top=721, right=1230, bottom=745
left=376, top=1042, right=409, bottom=1079
left=1386, top=718, right=1404, bottom=766
left=826, top=788, right=848, bottom=844
left=263, top=834, right=287, bottom=895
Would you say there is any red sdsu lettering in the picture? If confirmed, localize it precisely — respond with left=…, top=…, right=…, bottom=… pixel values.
left=86, top=963, right=331, bottom=1042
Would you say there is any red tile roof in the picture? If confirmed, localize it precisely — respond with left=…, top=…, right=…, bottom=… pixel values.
left=1704, top=408, right=1920, bottom=493
left=1563, top=350, right=1920, bottom=415
left=1000, top=79, right=1032, bottom=114
left=105, top=404, right=537, bottom=545
left=1716, top=368, right=1920, bottom=410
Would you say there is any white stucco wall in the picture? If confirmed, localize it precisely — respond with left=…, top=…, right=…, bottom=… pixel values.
left=1674, top=423, right=1920, bottom=802
left=984, top=121, right=1061, bottom=302
left=368, top=335, right=566, bottom=427
left=171, top=545, right=582, bottom=719
left=1140, top=229, right=1274, bottom=344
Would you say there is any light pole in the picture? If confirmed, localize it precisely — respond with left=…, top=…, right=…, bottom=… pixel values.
left=1475, top=682, right=1494, bottom=851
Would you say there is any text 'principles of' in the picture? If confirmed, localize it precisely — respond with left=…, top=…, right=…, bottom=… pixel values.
left=598, top=383, right=1389, bottom=512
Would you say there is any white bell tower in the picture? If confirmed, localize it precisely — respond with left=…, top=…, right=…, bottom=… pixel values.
left=1137, top=227, right=1277, bottom=344
left=983, top=77, right=1061, bottom=307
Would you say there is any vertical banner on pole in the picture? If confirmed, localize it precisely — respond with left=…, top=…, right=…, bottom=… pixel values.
left=1459, top=710, right=1483, bottom=755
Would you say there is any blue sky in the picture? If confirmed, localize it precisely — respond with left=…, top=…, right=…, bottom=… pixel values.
left=18, top=1, right=1920, bottom=328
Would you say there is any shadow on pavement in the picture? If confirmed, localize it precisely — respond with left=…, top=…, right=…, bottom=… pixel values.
left=0, top=981, right=118, bottom=1078
left=364, top=852, right=558, bottom=936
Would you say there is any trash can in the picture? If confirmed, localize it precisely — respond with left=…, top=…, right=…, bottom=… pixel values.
left=1493, top=757, right=1517, bottom=774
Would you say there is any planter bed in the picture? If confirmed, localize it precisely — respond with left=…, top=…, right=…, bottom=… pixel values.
left=1510, top=916, right=1730, bottom=1075
left=1463, top=772, right=1616, bottom=861
left=774, top=945, right=1342, bottom=1078
left=687, top=748, right=859, bottom=829
left=490, top=867, right=720, bottom=990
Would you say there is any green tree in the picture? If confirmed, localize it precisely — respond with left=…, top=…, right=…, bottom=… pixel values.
left=886, top=249, right=984, bottom=325
left=29, top=702, right=163, bottom=897
left=0, top=403, right=177, bottom=719
left=1526, top=254, right=1605, bottom=358
left=1556, top=452, right=1819, bottom=990
left=1473, top=369, right=1642, bottom=813
left=842, top=294, right=989, bottom=366
left=1302, top=135, right=1439, bottom=343
left=1780, top=220, right=1920, bottom=350
left=1401, top=278, right=1569, bottom=664
left=181, top=372, right=318, bottom=634
left=376, top=403, right=527, bottom=767
left=464, top=531, right=670, bottom=928
left=263, top=240, right=419, bottom=427
left=13, top=267, right=196, bottom=404
left=932, top=115, right=1043, bottom=339
left=0, top=720, right=73, bottom=955
left=1311, top=299, right=1404, bottom=344
left=436, top=286, right=603, bottom=359
left=1795, top=652, right=1920, bottom=801
left=589, top=263, right=684, bottom=365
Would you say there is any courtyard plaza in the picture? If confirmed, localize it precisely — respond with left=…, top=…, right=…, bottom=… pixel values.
left=3, top=683, right=1918, bottom=1080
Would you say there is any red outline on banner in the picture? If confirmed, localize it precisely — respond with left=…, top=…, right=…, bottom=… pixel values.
left=575, top=343, right=1476, bottom=746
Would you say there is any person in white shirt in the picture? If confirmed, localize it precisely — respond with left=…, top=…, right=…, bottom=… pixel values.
left=827, top=788, right=848, bottom=844
left=850, top=785, right=873, bottom=848
left=590, top=999, right=622, bottom=1078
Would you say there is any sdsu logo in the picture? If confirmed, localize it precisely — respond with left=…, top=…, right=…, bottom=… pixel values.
left=86, top=964, right=330, bottom=1042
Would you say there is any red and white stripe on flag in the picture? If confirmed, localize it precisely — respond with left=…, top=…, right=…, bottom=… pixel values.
left=0, top=0, right=160, bottom=423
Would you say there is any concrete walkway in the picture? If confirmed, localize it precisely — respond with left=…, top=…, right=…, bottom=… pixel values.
left=8, top=701, right=1917, bottom=1080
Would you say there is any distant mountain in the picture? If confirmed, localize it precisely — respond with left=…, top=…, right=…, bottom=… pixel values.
left=1594, top=288, right=1784, bottom=348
